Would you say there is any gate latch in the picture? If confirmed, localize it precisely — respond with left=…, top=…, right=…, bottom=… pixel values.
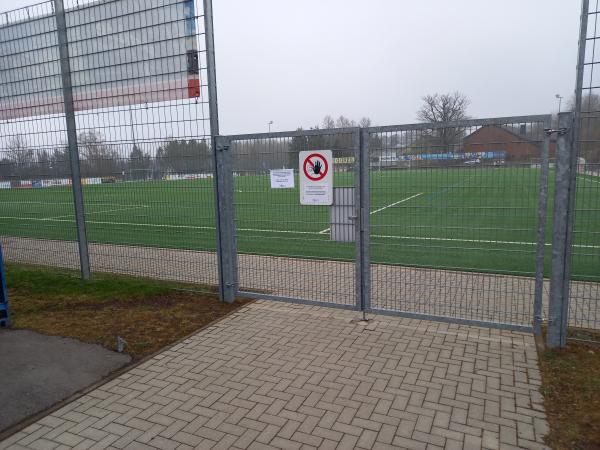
left=544, top=128, right=568, bottom=136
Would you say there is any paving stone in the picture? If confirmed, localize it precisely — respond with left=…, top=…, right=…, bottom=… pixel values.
left=1, top=302, right=549, bottom=450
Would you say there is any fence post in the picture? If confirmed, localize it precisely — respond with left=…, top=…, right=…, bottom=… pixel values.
left=203, top=0, right=219, bottom=137
left=0, top=245, right=10, bottom=328
left=213, top=137, right=237, bottom=303
left=357, top=128, right=371, bottom=314
left=54, top=0, right=90, bottom=280
left=547, top=112, right=575, bottom=348
left=533, top=118, right=552, bottom=335
left=203, top=0, right=231, bottom=300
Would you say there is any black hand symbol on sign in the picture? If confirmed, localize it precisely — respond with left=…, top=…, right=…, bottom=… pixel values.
left=312, top=160, right=323, bottom=175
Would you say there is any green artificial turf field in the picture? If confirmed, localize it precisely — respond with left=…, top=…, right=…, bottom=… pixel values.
left=1, top=166, right=598, bottom=281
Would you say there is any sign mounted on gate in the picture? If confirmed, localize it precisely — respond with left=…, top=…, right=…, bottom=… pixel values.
left=299, top=150, right=334, bottom=205
left=270, top=169, right=295, bottom=189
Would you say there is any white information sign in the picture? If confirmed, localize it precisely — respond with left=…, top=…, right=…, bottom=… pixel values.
left=270, top=169, right=295, bottom=189
left=299, top=150, right=334, bottom=205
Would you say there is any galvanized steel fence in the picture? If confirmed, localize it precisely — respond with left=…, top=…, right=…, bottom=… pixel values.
left=0, top=0, right=220, bottom=287
left=546, top=0, right=600, bottom=346
left=216, top=128, right=363, bottom=309
left=1, top=0, right=598, bottom=347
left=365, top=118, right=553, bottom=330
left=215, top=116, right=555, bottom=333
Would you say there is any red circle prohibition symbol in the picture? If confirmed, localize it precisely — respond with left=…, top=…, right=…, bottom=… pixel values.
left=303, top=153, right=329, bottom=181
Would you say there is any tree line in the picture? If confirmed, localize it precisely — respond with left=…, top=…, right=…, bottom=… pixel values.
left=2, top=92, right=598, bottom=182
left=0, top=131, right=212, bottom=180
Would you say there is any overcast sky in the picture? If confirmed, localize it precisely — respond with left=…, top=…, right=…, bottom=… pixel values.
left=4, top=0, right=583, bottom=134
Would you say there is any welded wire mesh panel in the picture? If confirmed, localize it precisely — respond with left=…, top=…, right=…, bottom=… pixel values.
left=0, top=0, right=217, bottom=285
left=570, top=0, right=600, bottom=330
left=0, top=2, right=80, bottom=271
left=368, top=118, right=550, bottom=328
left=230, top=130, right=359, bottom=307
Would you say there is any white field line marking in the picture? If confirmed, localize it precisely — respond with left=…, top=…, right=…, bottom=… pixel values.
left=48, top=205, right=149, bottom=219
left=319, top=192, right=424, bottom=235
left=580, top=175, right=600, bottom=184
left=0, top=201, right=148, bottom=207
left=0, top=216, right=317, bottom=235
left=1, top=215, right=599, bottom=249
left=369, top=234, right=600, bottom=248
left=370, top=193, right=424, bottom=215
left=0, top=216, right=216, bottom=229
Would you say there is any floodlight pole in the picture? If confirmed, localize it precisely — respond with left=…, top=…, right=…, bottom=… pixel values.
left=54, top=0, right=91, bottom=280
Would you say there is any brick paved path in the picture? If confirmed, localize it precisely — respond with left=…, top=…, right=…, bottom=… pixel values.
left=3, top=236, right=599, bottom=330
left=1, top=302, right=549, bottom=450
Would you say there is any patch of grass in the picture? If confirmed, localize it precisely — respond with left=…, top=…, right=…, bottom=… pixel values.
left=539, top=329, right=600, bottom=450
left=5, top=264, right=251, bottom=360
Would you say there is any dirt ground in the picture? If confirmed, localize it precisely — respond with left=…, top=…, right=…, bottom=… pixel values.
left=0, top=264, right=251, bottom=437
left=539, top=329, right=600, bottom=450
left=6, top=264, right=251, bottom=360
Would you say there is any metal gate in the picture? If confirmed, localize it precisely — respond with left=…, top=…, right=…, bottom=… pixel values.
left=214, top=128, right=365, bottom=310
left=365, top=117, right=552, bottom=331
left=215, top=115, right=552, bottom=331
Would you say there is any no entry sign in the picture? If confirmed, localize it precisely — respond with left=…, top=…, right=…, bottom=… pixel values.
left=303, top=153, right=329, bottom=181
left=299, top=150, right=333, bottom=205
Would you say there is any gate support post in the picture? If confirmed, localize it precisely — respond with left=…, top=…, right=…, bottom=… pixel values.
left=356, top=128, right=371, bottom=314
left=533, top=117, right=552, bottom=335
left=547, top=112, right=575, bottom=348
left=213, top=137, right=237, bottom=303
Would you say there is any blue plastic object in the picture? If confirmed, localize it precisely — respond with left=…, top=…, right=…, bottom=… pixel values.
left=0, top=245, right=10, bottom=327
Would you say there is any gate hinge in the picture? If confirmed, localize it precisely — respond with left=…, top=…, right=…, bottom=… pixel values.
left=218, top=144, right=230, bottom=152
left=544, top=128, right=568, bottom=136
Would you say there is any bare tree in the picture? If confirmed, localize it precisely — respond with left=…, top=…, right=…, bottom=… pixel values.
left=6, top=135, right=35, bottom=178
left=315, top=115, right=374, bottom=130
left=335, top=115, right=356, bottom=128
left=321, top=115, right=335, bottom=129
left=7, top=135, right=34, bottom=166
left=416, top=92, right=471, bottom=151
left=359, top=117, right=372, bottom=128
left=78, top=130, right=123, bottom=177
left=417, top=92, right=470, bottom=123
